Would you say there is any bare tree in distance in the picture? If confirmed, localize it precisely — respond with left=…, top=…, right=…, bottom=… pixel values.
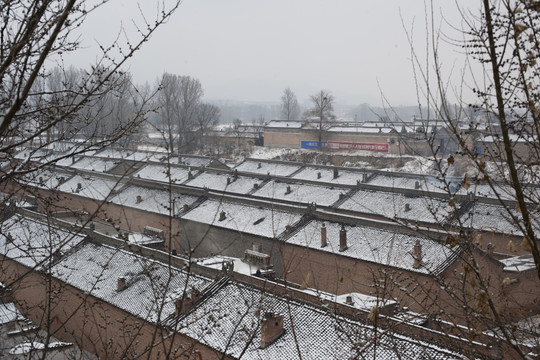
left=304, top=90, right=336, bottom=150
left=0, top=1, right=180, bottom=150
left=280, top=87, right=300, bottom=121
left=157, top=73, right=204, bottom=153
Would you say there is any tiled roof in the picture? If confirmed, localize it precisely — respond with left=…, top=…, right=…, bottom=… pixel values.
left=133, top=164, right=191, bottom=184
left=0, top=214, right=85, bottom=269
left=234, top=160, right=302, bottom=177
left=253, top=180, right=344, bottom=206
left=185, top=172, right=263, bottom=194
left=339, top=189, right=454, bottom=223
left=286, top=220, right=456, bottom=274
left=181, top=200, right=302, bottom=239
left=52, top=242, right=212, bottom=323
left=174, top=281, right=463, bottom=359
left=110, top=185, right=198, bottom=216
left=57, top=174, right=122, bottom=201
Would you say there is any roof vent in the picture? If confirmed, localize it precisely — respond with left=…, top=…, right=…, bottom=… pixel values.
left=117, top=277, right=127, bottom=291
left=258, top=162, right=262, bottom=169
left=285, top=185, right=292, bottom=195
left=333, top=168, right=339, bottom=179
left=321, top=223, right=327, bottom=248
left=260, top=312, right=284, bottom=348
left=188, top=171, right=194, bottom=180
left=226, top=176, right=231, bottom=185
left=183, top=204, right=190, bottom=212
left=405, top=203, right=411, bottom=212
left=317, top=172, right=322, bottom=179
left=219, top=211, right=226, bottom=221
left=136, top=195, right=143, bottom=204
left=414, top=181, right=421, bottom=190
left=345, top=295, right=355, bottom=306
left=413, top=240, right=422, bottom=268
left=339, top=224, right=348, bottom=252
left=175, top=288, right=202, bottom=315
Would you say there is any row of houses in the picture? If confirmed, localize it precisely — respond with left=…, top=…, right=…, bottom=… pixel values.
left=0, top=144, right=539, bottom=358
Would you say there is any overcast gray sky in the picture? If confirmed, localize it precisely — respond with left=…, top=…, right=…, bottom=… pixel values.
left=65, top=0, right=475, bottom=106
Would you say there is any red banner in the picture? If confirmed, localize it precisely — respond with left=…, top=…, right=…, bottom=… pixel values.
left=326, top=142, right=389, bottom=152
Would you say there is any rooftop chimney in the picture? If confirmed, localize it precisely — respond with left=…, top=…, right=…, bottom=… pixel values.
left=362, top=173, right=368, bottom=183
left=188, top=171, right=193, bottom=180
left=253, top=183, right=259, bottom=190
left=317, top=172, right=322, bottom=179
left=226, top=177, right=231, bottom=185
left=175, top=288, right=202, bottom=315
left=414, top=181, right=421, bottom=190
left=285, top=185, right=292, bottom=195
left=321, top=223, right=327, bottom=248
left=258, top=162, right=262, bottom=169
left=183, top=204, right=190, bottom=212
left=339, top=224, right=348, bottom=252
left=5, top=233, right=13, bottom=244
left=413, top=240, right=422, bottom=268
left=117, top=277, right=127, bottom=291
left=136, top=195, right=143, bottom=204
left=345, top=295, right=355, bottom=306
left=404, top=203, right=411, bottom=212
left=260, top=312, right=285, bottom=348
left=333, top=168, right=339, bottom=179
left=219, top=210, right=226, bottom=221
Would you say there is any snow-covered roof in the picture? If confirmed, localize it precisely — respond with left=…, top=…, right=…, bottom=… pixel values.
left=265, top=120, right=303, bottom=129
left=185, top=172, right=263, bottom=194
left=93, top=148, right=134, bottom=159
left=234, top=160, right=302, bottom=177
left=253, top=180, right=344, bottom=206
left=52, top=242, right=212, bottom=323
left=338, top=189, right=455, bottom=223
left=0, top=303, right=24, bottom=325
left=287, top=220, right=456, bottom=274
left=0, top=214, right=85, bottom=269
left=170, top=155, right=214, bottom=167
left=181, top=200, right=302, bottom=239
left=500, top=255, right=537, bottom=272
left=460, top=203, right=539, bottom=236
left=174, top=281, right=463, bottom=359
left=21, top=168, right=68, bottom=190
left=133, top=164, right=191, bottom=184
left=110, top=185, right=199, bottom=216
left=291, top=167, right=368, bottom=185
left=57, top=174, right=122, bottom=201
left=367, top=174, right=461, bottom=194
left=328, top=126, right=394, bottom=134
left=70, top=156, right=119, bottom=173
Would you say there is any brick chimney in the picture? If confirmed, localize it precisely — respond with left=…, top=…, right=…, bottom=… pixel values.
left=175, top=288, right=202, bottom=315
left=260, top=312, right=284, bottom=348
left=339, top=224, right=348, bottom=252
left=117, top=277, right=127, bottom=291
left=321, top=223, right=327, bottom=248
left=413, top=240, right=422, bottom=268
